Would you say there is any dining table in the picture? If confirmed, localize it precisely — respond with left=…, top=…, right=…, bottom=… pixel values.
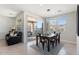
left=36, top=33, right=58, bottom=52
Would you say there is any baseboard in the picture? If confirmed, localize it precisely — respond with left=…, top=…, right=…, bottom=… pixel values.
left=61, top=40, right=76, bottom=44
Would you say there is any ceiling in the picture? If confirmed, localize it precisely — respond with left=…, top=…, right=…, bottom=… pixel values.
left=0, top=4, right=77, bottom=17
left=0, top=5, right=20, bottom=17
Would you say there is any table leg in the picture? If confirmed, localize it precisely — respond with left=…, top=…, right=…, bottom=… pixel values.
left=58, top=37, right=60, bottom=44
left=55, top=39, right=57, bottom=46
left=36, top=36, right=38, bottom=46
left=47, top=39, right=50, bottom=52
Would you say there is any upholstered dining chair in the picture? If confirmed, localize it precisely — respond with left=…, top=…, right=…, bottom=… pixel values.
left=55, top=33, right=60, bottom=46
left=40, top=36, right=48, bottom=50
left=50, top=36, right=56, bottom=48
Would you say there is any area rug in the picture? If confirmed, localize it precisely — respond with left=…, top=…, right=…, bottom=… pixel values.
left=30, top=43, right=63, bottom=55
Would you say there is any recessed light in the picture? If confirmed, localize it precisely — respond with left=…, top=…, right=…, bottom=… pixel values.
left=47, top=9, right=50, bottom=12
left=58, top=10, right=62, bottom=12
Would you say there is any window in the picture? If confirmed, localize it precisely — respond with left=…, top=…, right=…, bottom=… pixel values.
left=36, top=20, right=43, bottom=33
left=46, top=15, right=67, bottom=33
left=57, top=16, right=67, bottom=26
left=36, top=20, right=42, bottom=28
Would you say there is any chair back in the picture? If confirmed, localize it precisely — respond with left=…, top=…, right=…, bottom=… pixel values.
left=56, top=33, right=60, bottom=40
left=17, top=32, right=22, bottom=39
left=40, top=36, right=47, bottom=42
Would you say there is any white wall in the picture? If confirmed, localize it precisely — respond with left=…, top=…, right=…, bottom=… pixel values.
left=77, top=36, right=79, bottom=54
left=62, top=12, right=77, bottom=44
left=16, top=12, right=25, bottom=42
left=51, top=12, right=77, bottom=44
left=16, top=12, right=24, bottom=32
left=0, top=15, right=16, bottom=40
left=16, top=11, right=28, bottom=44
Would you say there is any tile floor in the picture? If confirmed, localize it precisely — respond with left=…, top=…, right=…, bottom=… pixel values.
left=0, top=39, right=76, bottom=55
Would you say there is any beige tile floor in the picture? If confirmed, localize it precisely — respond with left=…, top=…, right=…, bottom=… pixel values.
left=58, top=42, right=76, bottom=55
left=0, top=39, right=76, bottom=55
left=0, top=39, right=26, bottom=55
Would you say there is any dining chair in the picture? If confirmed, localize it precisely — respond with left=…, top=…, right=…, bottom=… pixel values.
left=40, top=36, right=47, bottom=50
left=55, top=33, right=60, bottom=46
left=57, top=33, right=60, bottom=44
left=50, top=36, right=56, bottom=48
